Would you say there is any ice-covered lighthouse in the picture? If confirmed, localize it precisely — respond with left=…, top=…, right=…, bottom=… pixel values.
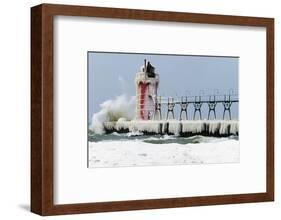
left=135, top=60, right=159, bottom=120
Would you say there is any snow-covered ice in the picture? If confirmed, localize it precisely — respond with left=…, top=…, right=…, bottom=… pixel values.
left=88, top=137, right=239, bottom=168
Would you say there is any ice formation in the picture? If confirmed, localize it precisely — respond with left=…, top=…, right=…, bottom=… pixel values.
left=102, top=119, right=238, bottom=136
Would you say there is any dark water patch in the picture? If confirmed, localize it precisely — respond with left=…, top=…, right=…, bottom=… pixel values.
left=88, top=130, right=238, bottom=145
left=89, top=130, right=167, bottom=142
left=138, top=153, right=147, bottom=157
left=143, top=136, right=200, bottom=145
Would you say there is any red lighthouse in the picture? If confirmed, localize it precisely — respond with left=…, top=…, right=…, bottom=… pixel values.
left=135, top=60, right=159, bottom=120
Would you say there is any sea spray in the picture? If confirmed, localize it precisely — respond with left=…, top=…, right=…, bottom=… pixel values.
left=90, top=95, right=136, bottom=134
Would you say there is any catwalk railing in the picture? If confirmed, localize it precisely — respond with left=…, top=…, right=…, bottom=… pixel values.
left=136, top=94, right=239, bottom=120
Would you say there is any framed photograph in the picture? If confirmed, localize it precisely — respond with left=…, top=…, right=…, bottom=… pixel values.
left=31, top=4, right=274, bottom=216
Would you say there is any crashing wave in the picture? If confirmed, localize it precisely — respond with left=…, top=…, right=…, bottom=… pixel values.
left=90, top=95, right=136, bottom=134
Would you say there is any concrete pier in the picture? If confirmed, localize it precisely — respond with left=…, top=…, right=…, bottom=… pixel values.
left=103, top=119, right=239, bottom=137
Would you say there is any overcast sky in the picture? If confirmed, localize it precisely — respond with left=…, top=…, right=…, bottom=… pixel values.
left=88, top=52, right=239, bottom=122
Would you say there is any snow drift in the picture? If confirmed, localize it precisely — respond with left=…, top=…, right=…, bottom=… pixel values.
left=89, top=137, right=239, bottom=168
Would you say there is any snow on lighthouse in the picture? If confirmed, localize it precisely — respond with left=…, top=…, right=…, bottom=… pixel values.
left=135, top=60, right=159, bottom=120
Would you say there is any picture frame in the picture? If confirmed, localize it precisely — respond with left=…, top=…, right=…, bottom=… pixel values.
left=31, top=3, right=274, bottom=216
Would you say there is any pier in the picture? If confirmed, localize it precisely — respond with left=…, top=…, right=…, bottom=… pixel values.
left=103, top=119, right=239, bottom=137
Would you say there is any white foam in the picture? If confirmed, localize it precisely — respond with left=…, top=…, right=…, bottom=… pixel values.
left=90, top=95, right=135, bottom=134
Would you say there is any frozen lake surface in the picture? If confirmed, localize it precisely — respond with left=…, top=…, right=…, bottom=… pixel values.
left=88, top=133, right=239, bottom=168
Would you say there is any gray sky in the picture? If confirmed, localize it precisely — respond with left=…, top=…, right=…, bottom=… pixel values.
left=88, top=52, right=239, bottom=122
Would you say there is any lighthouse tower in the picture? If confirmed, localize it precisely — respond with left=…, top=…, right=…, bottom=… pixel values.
left=135, top=60, right=159, bottom=120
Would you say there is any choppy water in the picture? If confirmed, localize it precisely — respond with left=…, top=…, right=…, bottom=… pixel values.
left=88, top=130, right=238, bottom=145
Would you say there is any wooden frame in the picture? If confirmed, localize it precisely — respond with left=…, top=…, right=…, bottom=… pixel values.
left=31, top=3, right=274, bottom=216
